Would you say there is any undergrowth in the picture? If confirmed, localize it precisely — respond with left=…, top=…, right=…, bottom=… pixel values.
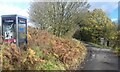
left=0, top=27, right=87, bottom=70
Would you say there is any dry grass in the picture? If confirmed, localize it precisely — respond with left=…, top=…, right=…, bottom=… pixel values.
left=0, top=27, right=87, bottom=70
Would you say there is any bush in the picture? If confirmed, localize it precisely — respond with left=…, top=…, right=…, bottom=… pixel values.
left=1, top=27, right=87, bottom=70
left=28, top=27, right=87, bottom=69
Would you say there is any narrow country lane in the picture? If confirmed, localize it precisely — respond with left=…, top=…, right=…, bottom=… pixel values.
left=79, top=43, right=120, bottom=71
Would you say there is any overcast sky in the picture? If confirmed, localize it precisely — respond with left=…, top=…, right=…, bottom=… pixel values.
left=0, top=0, right=119, bottom=26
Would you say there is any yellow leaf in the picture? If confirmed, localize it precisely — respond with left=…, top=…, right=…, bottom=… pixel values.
left=53, top=53, right=59, bottom=58
left=23, top=59, right=26, bottom=63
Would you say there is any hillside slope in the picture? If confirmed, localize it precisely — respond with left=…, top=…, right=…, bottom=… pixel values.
left=1, top=27, right=87, bottom=70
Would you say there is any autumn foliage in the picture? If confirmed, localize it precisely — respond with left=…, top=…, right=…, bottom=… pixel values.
left=28, top=27, right=87, bottom=69
left=0, top=27, right=87, bottom=70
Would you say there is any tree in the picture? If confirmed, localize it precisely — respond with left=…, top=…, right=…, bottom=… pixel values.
left=29, top=2, right=90, bottom=37
left=118, top=22, right=120, bottom=31
left=73, top=9, right=117, bottom=44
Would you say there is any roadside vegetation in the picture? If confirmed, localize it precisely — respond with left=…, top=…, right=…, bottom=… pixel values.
left=0, top=27, right=87, bottom=70
left=0, top=1, right=120, bottom=70
left=113, top=31, right=120, bottom=56
left=29, top=2, right=120, bottom=55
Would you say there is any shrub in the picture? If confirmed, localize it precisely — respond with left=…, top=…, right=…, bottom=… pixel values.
left=1, top=27, right=87, bottom=70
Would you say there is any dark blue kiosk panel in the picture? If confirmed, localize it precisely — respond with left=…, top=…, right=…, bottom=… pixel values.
left=1, top=15, right=27, bottom=47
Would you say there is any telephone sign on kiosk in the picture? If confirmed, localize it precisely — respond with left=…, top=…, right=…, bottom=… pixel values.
left=1, top=15, right=27, bottom=47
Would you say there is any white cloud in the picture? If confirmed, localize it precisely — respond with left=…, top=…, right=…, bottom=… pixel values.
left=1, top=0, right=119, bottom=2
left=0, top=4, right=28, bottom=17
left=88, top=0, right=119, bottom=2
left=89, top=2, right=118, bottom=14
left=0, top=2, right=29, bottom=26
left=111, top=18, right=118, bottom=21
left=0, top=0, right=32, bottom=3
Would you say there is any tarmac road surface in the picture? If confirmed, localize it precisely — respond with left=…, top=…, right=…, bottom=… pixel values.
left=79, top=43, right=120, bottom=71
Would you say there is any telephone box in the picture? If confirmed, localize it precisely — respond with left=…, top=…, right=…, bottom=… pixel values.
left=1, top=15, right=27, bottom=47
